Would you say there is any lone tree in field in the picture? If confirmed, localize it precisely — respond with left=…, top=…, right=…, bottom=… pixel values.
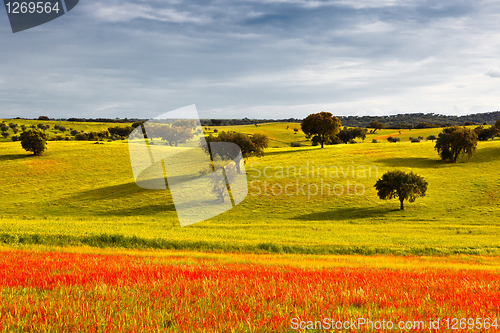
left=435, top=126, right=478, bottom=163
left=367, top=121, right=384, bottom=133
left=301, top=112, right=341, bottom=148
left=375, top=170, right=428, bottom=210
left=20, top=129, right=48, bottom=156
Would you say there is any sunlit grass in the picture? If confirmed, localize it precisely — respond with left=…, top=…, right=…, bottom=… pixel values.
left=1, top=130, right=500, bottom=255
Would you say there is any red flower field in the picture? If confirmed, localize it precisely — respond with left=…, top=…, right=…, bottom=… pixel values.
left=0, top=249, right=499, bottom=332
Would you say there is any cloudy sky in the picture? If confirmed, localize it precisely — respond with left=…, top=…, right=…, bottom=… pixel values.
left=2, top=0, right=500, bottom=119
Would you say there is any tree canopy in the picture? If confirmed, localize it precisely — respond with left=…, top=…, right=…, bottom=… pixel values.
left=155, top=125, right=194, bottom=147
left=20, top=129, right=48, bottom=156
left=337, top=127, right=367, bottom=144
left=374, top=170, right=428, bottom=210
left=474, top=125, right=498, bottom=141
left=367, top=121, right=384, bottom=133
left=495, top=117, right=500, bottom=131
left=301, top=112, right=341, bottom=148
left=203, top=131, right=269, bottom=173
left=435, top=126, right=478, bottom=163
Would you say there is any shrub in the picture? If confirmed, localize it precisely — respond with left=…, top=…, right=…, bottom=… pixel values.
left=372, top=139, right=378, bottom=143
left=58, top=126, right=66, bottom=133
left=418, top=136, right=424, bottom=140
left=290, top=142, right=301, bottom=147
left=349, top=139, right=357, bottom=144
left=426, top=135, right=437, bottom=141
left=11, top=135, right=19, bottom=142
left=0, top=124, right=8, bottom=132
left=337, top=127, right=367, bottom=143
left=327, top=135, right=342, bottom=145
left=1, top=131, right=9, bottom=138
left=8, top=122, right=17, bottom=129
left=387, top=137, right=400, bottom=143
left=108, top=126, right=134, bottom=137
left=213, top=129, right=219, bottom=133
left=75, top=133, right=88, bottom=141
left=87, top=132, right=100, bottom=141
left=56, top=135, right=63, bottom=141
left=411, top=138, right=420, bottom=143
left=70, top=130, right=78, bottom=136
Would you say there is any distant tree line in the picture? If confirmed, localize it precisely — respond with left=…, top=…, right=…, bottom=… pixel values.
left=200, top=118, right=302, bottom=126
left=33, top=116, right=143, bottom=124
left=12, top=111, right=500, bottom=128
left=336, top=111, right=500, bottom=128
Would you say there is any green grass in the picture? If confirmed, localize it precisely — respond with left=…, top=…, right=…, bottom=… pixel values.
left=209, top=122, right=307, bottom=148
left=1, top=124, right=500, bottom=255
left=208, top=122, right=456, bottom=147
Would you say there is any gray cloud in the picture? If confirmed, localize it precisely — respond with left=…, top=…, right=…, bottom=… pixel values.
left=1, top=0, right=500, bottom=119
left=486, top=69, right=500, bottom=78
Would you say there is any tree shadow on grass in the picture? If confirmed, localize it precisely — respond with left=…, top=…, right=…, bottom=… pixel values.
left=292, top=206, right=400, bottom=221
left=470, top=146, right=500, bottom=163
left=375, top=157, right=441, bottom=169
left=263, top=147, right=317, bottom=156
left=0, top=154, right=30, bottom=162
left=70, top=182, right=162, bottom=201
left=99, top=203, right=176, bottom=216
left=67, top=182, right=177, bottom=216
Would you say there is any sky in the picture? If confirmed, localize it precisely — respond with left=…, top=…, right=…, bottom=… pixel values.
left=2, top=0, right=500, bottom=119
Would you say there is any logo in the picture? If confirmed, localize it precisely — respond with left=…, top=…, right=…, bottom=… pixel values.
left=128, top=105, right=248, bottom=227
left=3, top=0, right=79, bottom=33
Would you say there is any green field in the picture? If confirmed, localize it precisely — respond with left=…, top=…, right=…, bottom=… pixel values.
left=0, top=119, right=127, bottom=142
left=1, top=121, right=500, bottom=255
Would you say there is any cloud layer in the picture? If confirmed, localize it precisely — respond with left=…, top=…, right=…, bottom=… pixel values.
left=1, top=0, right=500, bottom=119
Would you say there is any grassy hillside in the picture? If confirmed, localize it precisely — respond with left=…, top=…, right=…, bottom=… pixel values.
left=1, top=128, right=500, bottom=255
left=207, top=122, right=450, bottom=147
left=0, top=118, right=132, bottom=142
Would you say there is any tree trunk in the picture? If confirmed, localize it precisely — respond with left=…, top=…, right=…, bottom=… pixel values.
left=400, top=199, right=404, bottom=210
left=235, top=156, right=242, bottom=174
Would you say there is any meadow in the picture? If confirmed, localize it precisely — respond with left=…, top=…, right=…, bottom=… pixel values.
left=1, top=119, right=499, bottom=332
left=0, top=246, right=499, bottom=332
left=0, top=121, right=499, bottom=255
